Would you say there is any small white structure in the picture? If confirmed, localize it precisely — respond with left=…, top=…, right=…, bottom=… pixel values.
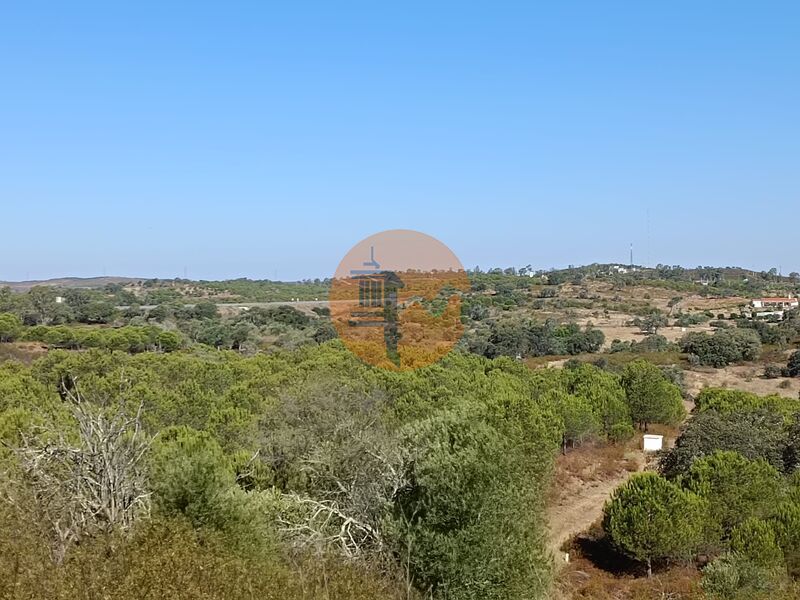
left=55, top=296, right=65, bottom=304
left=643, top=434, right=664, bottom=452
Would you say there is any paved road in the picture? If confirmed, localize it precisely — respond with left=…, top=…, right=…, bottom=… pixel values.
left=118, top=300, right=332, bottom=311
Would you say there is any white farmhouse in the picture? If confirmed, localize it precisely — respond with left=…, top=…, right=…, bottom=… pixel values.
left=751, top=297, right=799, bottom=310
left=751, top=297, right=799, bottom=319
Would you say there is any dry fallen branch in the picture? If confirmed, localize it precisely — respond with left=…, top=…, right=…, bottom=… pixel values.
left=9, top=380, right=152, bottom=563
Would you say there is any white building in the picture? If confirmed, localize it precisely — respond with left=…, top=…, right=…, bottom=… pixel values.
left=750, top=297, right=798, bottom=319
left=752, top=297, right=799, bottom=310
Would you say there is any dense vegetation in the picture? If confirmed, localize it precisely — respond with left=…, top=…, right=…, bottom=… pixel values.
left=602, top=386, right=800, bottom=598
left=0, top=345, right=570, bottom=599
left=0, top=331, right=707, bottom=599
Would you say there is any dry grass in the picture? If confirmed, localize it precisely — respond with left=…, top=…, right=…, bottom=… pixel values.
left=547, top=441, right=646, bottom=554
left=684, top=365, right=800, bottom=398
left=0, top=342, right=48, bottom=364
left=552, top=558, right=703, bottom=600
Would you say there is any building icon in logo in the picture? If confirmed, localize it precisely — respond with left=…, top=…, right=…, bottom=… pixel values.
left=330, top=229, right=469, bottom=371
left=347, top=246, right=405, bottom=365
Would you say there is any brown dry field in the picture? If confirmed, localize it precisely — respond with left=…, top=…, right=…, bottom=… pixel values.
left=572, top=311, right=713, bottom=348
left=684, top=363, right=800, bottom=398
left=536, top=282, right=748, bottom=350
left=561, top=281, right=750, bottom=312
left=0, top=342, right=48, bottom=364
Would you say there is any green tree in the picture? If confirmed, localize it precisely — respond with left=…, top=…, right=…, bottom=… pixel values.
left=621, top=360, right=685, bottom=430
left=0, top=313, right=22, bottom=342
left=562, top=363, right=634, bottom=441
left=660, top=409, right=788, bottom=479
left=156, top=330, right=182, bottom=352
left=545, top=389, right=600, bottom=452
left=681, top=328, right=762, bottom=367
left=682, top=451, right=785, bottom=543
left=27, top=286, right=58, bottom=325
left=192, top=301, right=220, bottom=320
left=603, top=472, right=706, bottom=576
left=149, top=426, right=235, bottom=530
left=788, top=351, right=800, bottom=378
left=635, top=309, right=668, bottom=335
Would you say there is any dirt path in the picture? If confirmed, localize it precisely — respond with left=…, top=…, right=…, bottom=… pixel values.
left=546, top=449, right=646, bottom=556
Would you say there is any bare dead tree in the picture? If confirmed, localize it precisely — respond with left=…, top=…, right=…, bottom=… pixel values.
left=7, top=382, right=151, bottom=564
left=277, top=440, right=411, bottom=559
left=278, top=493, right=385, bottom=558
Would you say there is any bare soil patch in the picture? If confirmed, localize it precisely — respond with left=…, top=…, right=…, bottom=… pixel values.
left=547, top=442, right=646, bottom=555
left=684, top=365, right=800, bottom=398
left=0, top=342, right=48, bottom=364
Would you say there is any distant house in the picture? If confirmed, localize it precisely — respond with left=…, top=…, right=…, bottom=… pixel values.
left=751, top=297, right=799, bottom=310
left=750, top=297, right=798, bottom=320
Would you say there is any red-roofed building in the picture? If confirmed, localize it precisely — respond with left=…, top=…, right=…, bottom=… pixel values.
left=752, top=297, right=799, bottom=310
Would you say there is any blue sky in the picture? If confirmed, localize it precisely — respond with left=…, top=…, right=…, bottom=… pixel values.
left=1, top=2, right=798, bottom=281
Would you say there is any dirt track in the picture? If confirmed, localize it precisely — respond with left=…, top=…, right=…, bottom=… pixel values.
left=547, top=449, right=646, bottom=556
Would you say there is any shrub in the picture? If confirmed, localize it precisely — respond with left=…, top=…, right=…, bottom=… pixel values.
left=770, top=501, right=800, bottom=577
left=660, top=409, right=789, bottom=478
left=765, top=365, right=784, bottom=379
left=391, top=408, right=554, bottom=600
left=788, top=352, right=800, bottom=378
left=730, top=518, right=784, bottom=567
left=702, top=553, right=786, bottom=600
left=694, top=388, right=798, bottom=420
left=0, top=312, right=22, bottom=343
left=149, top=427, right=238, bottom=530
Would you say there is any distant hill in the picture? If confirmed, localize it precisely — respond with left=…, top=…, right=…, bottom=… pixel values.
left=0, top=276, right=142, bottom=292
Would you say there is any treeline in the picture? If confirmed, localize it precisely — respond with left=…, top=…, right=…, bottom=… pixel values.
left=462, top=318, right=605, bottom=358
left=134, top=277, right=331, bottom=303
left=0, top=286, right=122, bottom=326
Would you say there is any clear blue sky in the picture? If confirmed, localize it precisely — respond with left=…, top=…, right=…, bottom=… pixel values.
left=2, top=2, right=798, bottom=281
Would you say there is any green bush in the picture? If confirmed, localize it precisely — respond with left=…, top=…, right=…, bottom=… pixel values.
left=680, top=328, right=762, bottom=367
left=702, top=553, right=787, bottom=600
left=730, top=518, right=785, bottom=567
